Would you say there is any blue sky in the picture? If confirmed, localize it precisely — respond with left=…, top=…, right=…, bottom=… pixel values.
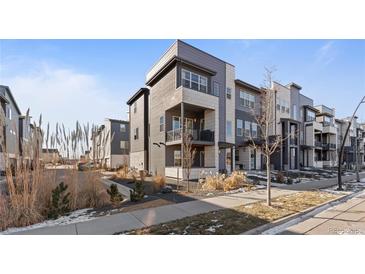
left=0, top=39, right=364, bottom=129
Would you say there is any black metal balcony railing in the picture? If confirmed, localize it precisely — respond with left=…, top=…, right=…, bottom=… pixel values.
left=322, top=143, right=336, bottom=150
left=166, top=128, right=214, bottom=143
left=290, top=138, right=298, bottom=145
left=315, top=141, right=323, bottom=147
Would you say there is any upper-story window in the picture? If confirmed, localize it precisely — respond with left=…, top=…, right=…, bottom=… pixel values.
left=237, top=119, right=243, bottom=136
left=251, top=123, right=258, bottom=138
left=277, top=99, right=289, bottom=114
left=8, top=107, right=12, bottom=120
left=120, top=124, right=126, bottom=133
left=324, top=116, right=332, bottom=126
left=226, top=88, right=232, bottom=99
left=160, top=116, right=165, bottom=132
left=133, top=102, right=137, bottom=113
left=213, top=82, right=220, bottom=97
left=182, top=69, right=208, bottom=93
left=292, top=104, right=297, bottom=120
left=226, top=120, right=232, bottom=137
left=306, top=109, right=316, bottom=122
left=244, top=121, right=251, bottom=137
left=239, top=90, right=255, bottom=108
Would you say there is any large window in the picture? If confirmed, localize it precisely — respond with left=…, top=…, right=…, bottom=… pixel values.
left=174, top=150, right=181, bottom=166
left=324, top=116, right=332, bottom=126
left=237, top=119, right=243, bottom=136
left=306, top=109, right=316, bottom=122
left=293, top=104, right=297, bottom=120
left=182, top=69, right=208, bottom=93
left=226, top=120, right=232, bottom=137
left=239, top=90, right=255, bottom=108
left=159, top=116, right=165, bottom=132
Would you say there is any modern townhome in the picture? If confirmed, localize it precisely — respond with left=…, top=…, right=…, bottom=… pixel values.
left=336, top=116, right=364, bottom=169
left=127, top=40, right=365, bottom=178
left=91, top=118, right=129, bottom=169
left=234, top=79, right=262, bottom=171
left=0, top=85, right=25, bottom=170
left=128, top=40, right=236, bottom=179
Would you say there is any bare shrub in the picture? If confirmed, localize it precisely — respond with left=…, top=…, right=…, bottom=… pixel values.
left=201, top=171, right=250, bottom=192
left=154, top=174, right=166, bottom=188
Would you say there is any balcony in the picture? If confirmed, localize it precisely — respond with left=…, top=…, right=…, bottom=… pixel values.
left=315, top=141, right=323, bottom=148
left=166, top=128, right=215, bottom=145
left=323, top=143, right=337, bottom=150
left=322, top=124, right=337, bottom=134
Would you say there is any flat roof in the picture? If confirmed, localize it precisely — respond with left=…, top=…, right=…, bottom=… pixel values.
left=126, top=87, right=149, bottom=105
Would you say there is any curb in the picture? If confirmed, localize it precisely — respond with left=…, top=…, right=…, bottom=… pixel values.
left=242, top=190, right=364, bottom=235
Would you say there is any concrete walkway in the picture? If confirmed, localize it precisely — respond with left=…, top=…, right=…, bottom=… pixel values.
left=279, top=190, right=365, bottom=235
left=11, top=188, right=296, bottom=235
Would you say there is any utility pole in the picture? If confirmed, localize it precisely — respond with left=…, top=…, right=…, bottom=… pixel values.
left=355, top=129, right=360, bottom=182
left=337, top=96, right=365, bottom=190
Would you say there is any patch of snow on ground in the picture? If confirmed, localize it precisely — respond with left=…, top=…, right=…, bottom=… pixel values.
left=205, top=224, right=224, bottom=233
left=0, top=208, right=96, bottom=235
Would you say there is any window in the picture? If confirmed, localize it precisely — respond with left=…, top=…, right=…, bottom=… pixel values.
left=324, top=116, right=332, bottom=126
left=120, top=124, right=126, bottom=133
left=174, top=150, right=181, bottom=166
left=237, top=119, right=243, bottom=136
left=120, top=141, right=128, bottom=149
left=159, top=116, right=165, bottom=132
left=239, top=90, right=255, bottom=108
left=8, top=107, right=12, bottom=120
left=235, top=149, right=240, bottom=162
left=226, top=120, right=232, bottom=137
left=181, top=69, right=208, bottom=93
left=306, top=109, right=316, bottom=122
left=293, top=104, right=297, bottom=120
left=226, top=88, right=232, bottom=99
left=244, top=121, right=251, bottom=137
left=251, top=123, right=258, bottom=138
left=133, top=102, right=137, bottom=113
left=173, top=116, right=181, bottom=130
left=213, top=82, right=220, bottom=96
left=134, top=128, right=139, bottom=140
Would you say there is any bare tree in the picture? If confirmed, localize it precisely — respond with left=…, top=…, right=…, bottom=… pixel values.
left=182, top=132, right=196, bottom=193
left=250, top=68, right=288, bottom=206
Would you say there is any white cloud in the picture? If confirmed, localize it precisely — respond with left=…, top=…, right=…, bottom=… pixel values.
left=315, top=41, right=336, bottom=66
left=2, top=62, right=123, bottom=130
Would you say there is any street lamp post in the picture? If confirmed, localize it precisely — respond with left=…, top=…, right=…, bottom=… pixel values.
left=337, top=96, right=365, bottom=191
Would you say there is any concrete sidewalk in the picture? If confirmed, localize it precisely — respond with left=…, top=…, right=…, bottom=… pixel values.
left=11, top=188, right=296, bottom=235
left=280, top=190, right=365, bottom=235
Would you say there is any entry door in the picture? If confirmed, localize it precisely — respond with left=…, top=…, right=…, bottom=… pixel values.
left=200, top=151, right=205, bottom=167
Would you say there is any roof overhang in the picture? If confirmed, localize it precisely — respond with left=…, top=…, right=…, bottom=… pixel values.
left=146, top=56, right=217, bottom=86
left=235, top=79, right=261, bottom=93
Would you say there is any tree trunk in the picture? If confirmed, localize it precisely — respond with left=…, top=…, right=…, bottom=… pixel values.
left=266, top=157, right=271, bottom=206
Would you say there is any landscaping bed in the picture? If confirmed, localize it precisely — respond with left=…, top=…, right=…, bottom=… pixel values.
left=121, top=191, right=341, bottom=235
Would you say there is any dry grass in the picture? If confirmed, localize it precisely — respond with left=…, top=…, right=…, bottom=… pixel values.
left=0, top=109, right=111, bottom=231
left=154, top=175, right=166, bottom=188
left=124, top=191, right=341, bottom=235
left=201, top=171, right=253, bottom=192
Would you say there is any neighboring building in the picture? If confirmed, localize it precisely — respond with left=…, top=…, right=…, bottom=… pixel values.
left=127, top=88, right=149, bottom=171
left=0, top=85, right=24, bottom=170
left=91, top=118, right=129, bottom=169
left=41, top=148, right=61, bottom=164
left=127, top=40, right=365, bottom=177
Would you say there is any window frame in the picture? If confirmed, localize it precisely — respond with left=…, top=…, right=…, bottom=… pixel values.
left=181, top=69, right=208, bottom=94
left=237, top=119, right=243, bottom=136
left=174, top=150, right=182, bottom=166
left=159, top=115, right=165, bottom=132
